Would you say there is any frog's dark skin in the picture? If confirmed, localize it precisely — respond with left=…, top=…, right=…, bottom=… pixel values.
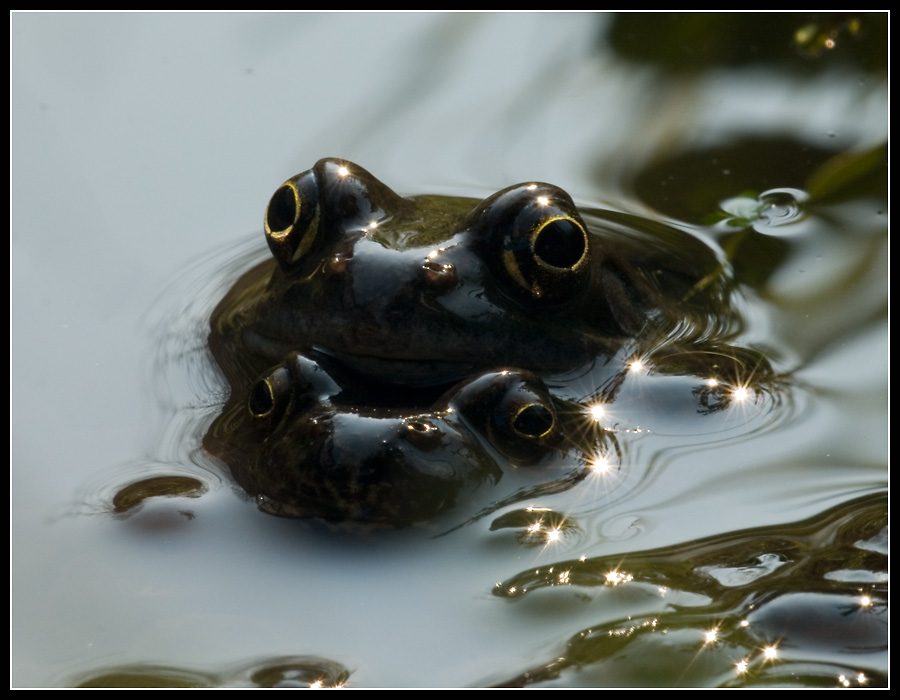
left=209, top=159, right=732, bottom=390
left=207, top=353, right=594, bottom=527
left=205, top=158, right=772, bottom=528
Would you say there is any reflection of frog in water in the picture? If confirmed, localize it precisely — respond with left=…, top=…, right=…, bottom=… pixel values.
left=205, top=159, right=779, bottom=528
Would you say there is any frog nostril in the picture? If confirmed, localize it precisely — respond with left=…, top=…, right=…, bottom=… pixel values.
left=402, top=420, right=443, bottom=449
left=421, top=260, right=458, bottom=291
left=325, top=254, right=350, bottom=276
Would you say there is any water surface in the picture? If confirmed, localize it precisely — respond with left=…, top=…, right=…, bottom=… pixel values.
left=12, top=13, right=887, bottom=687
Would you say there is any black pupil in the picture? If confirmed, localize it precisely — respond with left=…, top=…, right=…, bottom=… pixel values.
left=513, top=404, right=554, bottom=437
left=249, top=380, right=275, bottom=417
left=267, top=185, right=297, bottom=232
left=534, top=219, right=585, bottom=269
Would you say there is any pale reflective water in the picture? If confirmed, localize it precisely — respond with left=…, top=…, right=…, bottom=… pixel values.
left=12, top=13, right=886, bottom=688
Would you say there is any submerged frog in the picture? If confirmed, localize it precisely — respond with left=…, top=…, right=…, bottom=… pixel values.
left=205, top=159, right=776, bottom=528
left=207, top=353, right=594, bottom=526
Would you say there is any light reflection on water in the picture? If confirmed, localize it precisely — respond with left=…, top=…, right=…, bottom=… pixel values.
left=12, top=13, right=886, bottom=688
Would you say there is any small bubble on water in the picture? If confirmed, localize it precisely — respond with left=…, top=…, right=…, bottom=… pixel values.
left=757, top=188, right=808, bottom=228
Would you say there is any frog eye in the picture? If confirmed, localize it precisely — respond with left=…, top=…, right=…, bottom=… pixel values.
left=488, top=381, right=561, bottom=464
left=509, top=402, right=556, bottom=440
left=502, top=200, right=590, bottom=303
left=247, top=353, right=333, bottom=429
left=248, top=366, right=293, bottom=424
left=454, top=371, right=563, bottom=464
left=531, top=216, right=589, bottom=269
left=477, top=184, right=592, bottom=304
left=264, top=170, right=321, bottom=271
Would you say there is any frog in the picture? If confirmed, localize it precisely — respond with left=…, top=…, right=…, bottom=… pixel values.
left=205, top=158, right=778, bottom=528
left=205, top=353, right=597, bottom=527
left=208, top=159, right=736, bottom=390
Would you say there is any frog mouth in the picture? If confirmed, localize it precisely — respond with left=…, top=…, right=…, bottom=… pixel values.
left=240, top=321, right=600, bottom=391
left=311, top=347, right=482, bottom=389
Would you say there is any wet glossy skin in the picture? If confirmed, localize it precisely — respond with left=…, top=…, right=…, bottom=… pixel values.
left=209, top=159, right=732, bottom=388
left=205, top=159, right=771, bottom=528
left=207, top=353, right=594, bottom=527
